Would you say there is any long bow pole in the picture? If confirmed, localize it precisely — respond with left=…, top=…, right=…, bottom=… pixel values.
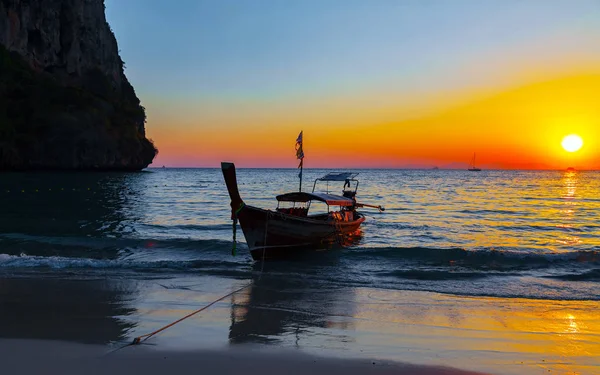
left=296, top=131, right=304, bottom=192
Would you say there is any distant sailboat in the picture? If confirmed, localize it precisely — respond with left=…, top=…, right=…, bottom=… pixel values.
left=468, top=153, right=481, bottom=171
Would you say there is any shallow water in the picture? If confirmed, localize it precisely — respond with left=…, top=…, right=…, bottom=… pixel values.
left=1, top=168, right=598, bottom=299
left=1, top=168, right=599, bottom=374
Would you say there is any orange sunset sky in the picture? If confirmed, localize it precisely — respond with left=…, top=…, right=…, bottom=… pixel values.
left=106, top=1, right=600, bottom=169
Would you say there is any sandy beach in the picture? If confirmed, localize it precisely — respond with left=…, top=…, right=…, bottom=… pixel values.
left=1, top=275, right=598, bottom=375
left=0, top=339, right=489, bottom=375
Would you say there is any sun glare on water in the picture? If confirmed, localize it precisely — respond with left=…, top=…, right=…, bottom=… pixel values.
left=561, top=134, right=583, bottom=152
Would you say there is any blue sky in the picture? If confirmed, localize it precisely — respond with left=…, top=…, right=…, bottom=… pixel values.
left=105, top=0, right=599, bottom=101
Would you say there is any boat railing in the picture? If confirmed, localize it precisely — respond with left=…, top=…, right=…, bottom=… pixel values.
left=312, top=172, right=359, bottom=194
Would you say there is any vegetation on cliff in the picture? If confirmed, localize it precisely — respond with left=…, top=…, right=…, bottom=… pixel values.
left=0, top=44, right=157, bottom=170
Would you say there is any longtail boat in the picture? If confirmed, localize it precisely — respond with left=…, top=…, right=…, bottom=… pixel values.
left=221, top=162, right=384, bottom=260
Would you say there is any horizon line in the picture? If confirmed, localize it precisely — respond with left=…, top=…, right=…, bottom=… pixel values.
left=147, top=166, right=599, bottom=171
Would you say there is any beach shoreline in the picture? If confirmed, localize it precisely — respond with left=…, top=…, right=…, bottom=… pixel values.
left=1, top=274, right=599, bottom=374
left=0, top=339, right=490, bottom=375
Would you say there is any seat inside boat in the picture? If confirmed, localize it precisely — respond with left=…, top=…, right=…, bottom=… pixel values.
left=276, top=207, right=308, bottom=217
left=328, top=210, right=354, bottom=222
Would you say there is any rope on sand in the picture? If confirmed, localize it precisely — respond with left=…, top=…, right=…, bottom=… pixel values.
left=132, top=283, right=252, bottom=345
left=108, top=282, right=253, bottom=355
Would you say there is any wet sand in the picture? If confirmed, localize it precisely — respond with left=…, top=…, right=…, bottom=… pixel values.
left=1, top=276, right=599, bottom=374
left=0, top=339, right=488, bottom=375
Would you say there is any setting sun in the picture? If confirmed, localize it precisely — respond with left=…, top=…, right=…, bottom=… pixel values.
left=561, top=134, right=583, bottom=153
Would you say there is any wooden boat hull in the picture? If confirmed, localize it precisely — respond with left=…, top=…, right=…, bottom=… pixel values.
left=237, top=204, right=365, bottom=260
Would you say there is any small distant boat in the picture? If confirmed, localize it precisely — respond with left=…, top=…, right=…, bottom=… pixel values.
left=468, top=153, right=481, bottom=171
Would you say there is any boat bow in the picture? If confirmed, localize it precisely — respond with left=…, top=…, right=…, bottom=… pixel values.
left=221, top=162, right=245, bottom=219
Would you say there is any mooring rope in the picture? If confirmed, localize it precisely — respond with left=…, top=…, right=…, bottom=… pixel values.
left=259, top=212, right=269, bottom=277
left=107, top=282, right=253, bottom=355
left=231, top=202, right=246, bottom=256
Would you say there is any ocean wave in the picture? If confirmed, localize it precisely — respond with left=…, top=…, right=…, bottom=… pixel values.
left=0, top=233, right=233, bottom=254
left=458, top=208, right=526, bottom=215
left=345, top=246, right=600, bottom=269
left=0, top=251, right=248, bottom=271
left=544, top=269, right=600, bottom=282
left=141, top=223, right=232, bottom=231
left=375, top=222, right=432, bottom=230
left=376, top=269, right=502, bottom=280
left=492, top=224, right=587, bottom=233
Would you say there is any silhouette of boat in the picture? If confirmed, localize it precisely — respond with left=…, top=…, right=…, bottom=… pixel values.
left=468, top=153, right=481, bottom=171
left=221, top=162, right=383, bottom=260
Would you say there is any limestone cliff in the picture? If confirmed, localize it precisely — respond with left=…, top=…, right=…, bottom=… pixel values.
left=0, top=0, right=157, bottom=170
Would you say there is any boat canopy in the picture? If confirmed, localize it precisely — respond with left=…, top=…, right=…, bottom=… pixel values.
left=316, top=172, right=358, bottom=182
left=276, top=192, right=354, bottom=206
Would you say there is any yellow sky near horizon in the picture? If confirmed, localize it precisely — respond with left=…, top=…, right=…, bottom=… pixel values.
left=147, top=69, right=600, bottom=169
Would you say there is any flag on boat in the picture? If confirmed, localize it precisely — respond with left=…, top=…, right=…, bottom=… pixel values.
left=296, top=131, right=304, bottom=181
left=295, top=131, right=304, bottom=167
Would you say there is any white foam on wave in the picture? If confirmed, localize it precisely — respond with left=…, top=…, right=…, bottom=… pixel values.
left=0, top=252, right=243, bottom=270
left=0, top=253, right=114, bottom=269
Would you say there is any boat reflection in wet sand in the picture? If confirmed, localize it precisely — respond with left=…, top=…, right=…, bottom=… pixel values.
left=221, top=162, right=383, bottom=260
left=229, top=267, right=356, bottom=345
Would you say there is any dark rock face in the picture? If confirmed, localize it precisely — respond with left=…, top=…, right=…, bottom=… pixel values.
left=0, top=0, right=157, bottom=170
